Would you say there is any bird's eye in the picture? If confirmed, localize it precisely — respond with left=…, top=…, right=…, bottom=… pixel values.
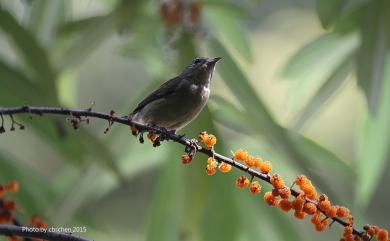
left=193, top=58, right=201, bottom=65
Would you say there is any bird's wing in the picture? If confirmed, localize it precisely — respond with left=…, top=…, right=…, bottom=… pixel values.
left=131, top=76, right=181, bottom=114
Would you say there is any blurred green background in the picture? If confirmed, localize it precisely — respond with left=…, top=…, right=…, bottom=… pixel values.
left=0, top=0, right=389, bottom=240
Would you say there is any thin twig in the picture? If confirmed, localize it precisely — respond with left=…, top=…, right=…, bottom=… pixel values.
left=0, top=106, right=364, bottom=237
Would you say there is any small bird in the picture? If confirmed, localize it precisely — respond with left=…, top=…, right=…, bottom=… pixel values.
left=130, top=57, right=221, bottom=132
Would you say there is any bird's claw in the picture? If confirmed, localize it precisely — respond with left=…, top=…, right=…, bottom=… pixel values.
left=158, top=127, right=174, bottom=141
left=147, top=125, right=174, bottom=147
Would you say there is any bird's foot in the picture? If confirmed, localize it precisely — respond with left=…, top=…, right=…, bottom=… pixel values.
left=158, top=127, right=175, bottom=141
left=146, top=125, right=173, bottom=147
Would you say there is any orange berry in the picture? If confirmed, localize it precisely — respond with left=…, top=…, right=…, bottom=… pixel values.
left=301, top=184, right=317, bottom=198
left=5, top=181, right=19, bottom=193
left=233, top=149, right=249, bottom=161
left=204, top=134, right=217, bottom=148
left=7, top=236, right=20, bottom=241
left=343, top=226, right=353, bottom=236
left=0, top=185, right=5, bottom=197
left=271, top=188, right=280, bottom=197
left=207, top=158, right=218, bottom=167
left=318, top=199, right=331, bottom=211
left=279, top=187, right=291, bottom=199
left=249, top=181, right=262, bottom=195
left=336, top=206, right=350, bottom=218
left=346, top=233, right=354, bottom=241
left=326, top=206, right=337, bottom=218
left=303, top=202, right=317, bottom=215
left=259, top=161, right=272, bottom=174
left=244, top=156, right=256, bottom=167
left=219, top=163, right=232, bottom=173
left=130, top=126, right=139, bottom=135
left=30, top=216, right=48, bottom=228
left=207, top=157, right=213, bottom=164
left=270, top=174, right=284, bottom=189
left=189, top=2, right=201, bottom=24
left=377, top=229, right=388, bottom=241
left=235, top=176, right=250, bottom=188
left=295, top=175, right=309, bottom=187
left=311, top=213, right=321, bottom=225
left=278, top=199, right=292, bottom=212
left=264, top=191, right=279, bottom=206
left=181, top=154, right=192, bottom=164
left=161, top=1, right=183, bottom=25
left=3, top=199, right=16, bottom=211
left=253, top=156, right=263, bottom=169
left=306, top=191, right=317, bottom=201
left=147, top=131, right=158, bottom=142
left=347, top=215, right=354, bottom=225
left=315, top=220, right=328, bottom=232
left=294, top=210, right=305, bottom=219
left=344, top=234, right=354, bottom=241
left=1, top=211, right=13, bottom=223
left=206, top=164, right=216, bottom=175
left=292, top=196, right=305, bottom=211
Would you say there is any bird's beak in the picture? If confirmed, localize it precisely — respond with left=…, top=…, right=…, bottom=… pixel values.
left=207, top=57, right=222, bottom=65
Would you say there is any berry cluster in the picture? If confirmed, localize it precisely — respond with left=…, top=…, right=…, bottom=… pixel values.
left=0, top=181, right=19, bottom=224
left=0, top=181, right=48, bottom=241
left=360, top=225, right=389, bottom=241
left=183, top=132, right=390, bottom=241
left=232, top=149, right=272, bottom=174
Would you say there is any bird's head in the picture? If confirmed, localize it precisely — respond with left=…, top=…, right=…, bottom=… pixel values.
left=180, top=57, right=221, bottom=85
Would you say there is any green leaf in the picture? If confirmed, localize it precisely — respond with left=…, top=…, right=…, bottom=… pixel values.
left=316, top=0, right=347, bottom=29
left=57, top=15, right=109, bottom=36
left=356, top=52, right=390, bottom=209
left=191, top=108, right=239, bottom=241
left=57, top=14, right=116, bottom=69
left=26, top=0, right=67, bottom=45
left=283, top=32, right=359, bottom=111
left=295, top=135, right=354, bottom=203
left=205, top=4, right=253, bottom=62
left=210, top=95, right=250, bottom=134
left=237, top=194, right=301, bottom=241
left=293, top=52, right=355, bottom=131
left=0, top=59, right=43, bottom=104
left=144, top=146, right=184, bottom=241
left=357, top=0, right=390, bottom=114
left=58, top=0, right=143, bottom=69
left=334, top=2, right=368, bottom=33
left=0, top=8, right=58, bottom=103
left=204, top=0, right=252, bottom=20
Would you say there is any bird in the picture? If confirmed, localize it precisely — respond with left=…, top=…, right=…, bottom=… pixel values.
left=129, top=57, right=221, bottom=133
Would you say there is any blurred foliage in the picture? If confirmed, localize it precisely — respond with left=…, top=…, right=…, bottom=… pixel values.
left=0, top=0, right=389, bottom=241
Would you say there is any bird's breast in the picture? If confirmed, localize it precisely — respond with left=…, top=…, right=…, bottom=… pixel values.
left=189, top=83, right=210, bottom=98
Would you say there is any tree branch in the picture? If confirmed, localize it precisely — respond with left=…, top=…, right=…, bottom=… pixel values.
left=0, top=106, right=366, bottom=238
left=0, top=224, right=91, bottom=241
